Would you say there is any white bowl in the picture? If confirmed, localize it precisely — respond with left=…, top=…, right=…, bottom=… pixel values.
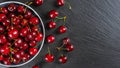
left=0, top=1, right=45, bottom=67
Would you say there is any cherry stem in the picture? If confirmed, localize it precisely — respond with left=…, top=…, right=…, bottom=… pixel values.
left=54, top=16, right=67, bottom=25
left=48, top=47, right=51, bottom=55
left=56, top=43, right=65, bottom=51
left=65, top=1, right=72, bottom=10
left=24, top=1, right=33, bottom=13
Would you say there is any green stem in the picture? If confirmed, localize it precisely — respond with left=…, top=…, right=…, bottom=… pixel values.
left=48, top=47, right=51, bottom=54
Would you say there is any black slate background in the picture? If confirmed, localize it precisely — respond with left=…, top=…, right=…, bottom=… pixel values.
left=1, top=0, right=120, bottom=68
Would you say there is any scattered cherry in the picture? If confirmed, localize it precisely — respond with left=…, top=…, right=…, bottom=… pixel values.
left=58, top=55, right=67, bottom=64
left=58, top=25, right=67, bottom=34
left=45, top=53, right=54, bottom=63
left=34, top=0, right=43, bottom=6
left=49, top=10, right=59, bottom=19
left=46, top=35, right=55, bottom=43
left=48, top=21, right=56, bottom=29
left=65, top=43, right=74, bottom=52
left=57, top=0, right=64, bottom=6
left=63, top=37, right=70, bottom=44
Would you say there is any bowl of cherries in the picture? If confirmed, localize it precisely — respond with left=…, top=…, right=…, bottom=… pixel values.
left=0, top=1, right=45, bottom=67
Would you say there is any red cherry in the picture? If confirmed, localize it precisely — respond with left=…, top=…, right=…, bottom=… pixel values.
left=0, top=25, right=4, bottom=33
left=57, top=0, right=64, bottom=6
left=0, top=45, right=10, bottom=55
left=45, top=53, right=54, bottom=62
left=46, top=35, right=55, bottom=43
left=58, top=25, right=67, bottom=33
left=8, top=29, right=19, bottom=39
left=22, top=53, right=30, bottom=62
left=0, top=55, right=3, bottom=61
left=14, top=52, right=22, bottom=59
left=20, top=27, right=29, bottom=37
left=20, top=42, right=28, bottom=50
left=27, top=32, right=34, bottom=41
left=29, top=17, right=39, bottom=25
left=7, top=3, right=16, bottom=12
left=49, top=10, right=59, bottom=19
left=2, top=19, right=10, bottom=26
left=58, top=55, right=67, bottom=64
left=63, top=37, right=70, bottom=44
left=8, top=13, right=16, bottom=18
left=0, top=7, right=8, bottom=14
left=12, top=57, right=21, bottom=64
left=0, top=35, right=7, bottom=44
left=32, top=65, right=39, bottom=68
left=66, top=43, right=74, bottom=52
left=11, top=16, right=20, bottom=25
left=17, top=5, right=25, bottom=13
left=48, top=21, right=56, bottom=29
left=21, top=19, right=28, bottom=26
left=11, top=48, right=20, bottom=55
left=34, top=0, right=43, bottom=6
left=29, top=48, right=38, bottom=56
left=35, top=32, right=43, bottom=42
left=14, top=38, right=23, bottom=47
left=3, top=58, right=11, bottom=65
left=29, top=40, right=37, bottom=47
left=32, top=26, right=39, bottom=32
left=0, top=13, right=6, bottom=22
left=24, top=10, right=32, bottom=19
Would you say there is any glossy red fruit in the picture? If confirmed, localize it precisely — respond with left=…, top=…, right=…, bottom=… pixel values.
left=11, top=48, right=20, bottom=55
left=58, top=25, right=67, bottom=33
left=24, top=10, right=32, bottom=19
left=0, top=7, right=8, bottom=14
left=57, top=0, right=64, bottom=6
left=0, top=35, right=7, bottom=44
left=0, top=45, right=10, bottom=55
left=11, top=16, right=20, bottom=25
left=20, top=42, right=28, bottom=50
left=8, top=29, right=19, bottom=39
left=0, top=55, right=3, bottom=61
left=29, top=40, right=37, bottom=47
left=45, top=53, right=54, bottom=62
left=22, top=53, right=30, bottom=62
left=21, top=19, right=28, bottom=26
left=34, top=0, right=43, bottom=6
left=49, top=10, right=59, bottom=19
left=0, top=25, right=4, bottom=33
left=8, top=13, right=16, bottom=18
left=3, top=58, right=11, bottom=65
left=46, top=35, right=55, bottom=43
left=2, top=19, right=10, bottom=26
left=12, top=57, right=21, bottom=64
left=35, top=32, right=43, bottom=42
left=48, top=21, right=56, bottom=29
left=32, top=26, right=39, bottom=32
left=63, top=37, right=70, bottom=44
left=27, top=33, right=34, bottom=41
left=17, top=5, right=25, bottom=13
left=66, top=43, right=74, bottom=52
left=14, top=52, right=22, bottom=59
left=14, top=38, right=23, bottom=47
left=32, top=65, right=39, bottom=68
left=20, top=27, right=29, bottom=37
left=7, top=3, right=16, bottom=12
left=0, top=13, right=6, bottom=22
left=29, top=17, right=39, bottom=25
left=58, top=55, right=67, bottom=64
left=29, top=48, right=38, bottom=56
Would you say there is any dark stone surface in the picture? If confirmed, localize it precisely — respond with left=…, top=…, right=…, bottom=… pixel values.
left=1, top=0, right=120, bottom=68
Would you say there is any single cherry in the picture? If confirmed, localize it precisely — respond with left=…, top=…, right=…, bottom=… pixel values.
left=3, top=58, right=11, bottom=65
left=22, top=53, right=30, bottom=62
left=58, top=25, right=67, bottom=34
left=0, top=55, right=3, bottom=61
left=20, top=27, right=29, bottom=37
left=12, top=57, right=21, bottom=64
left=48, top=21, right=56, bottom=29
left=11, top=16, right=20, bottom=25
left=34, top=0, right=43, bottom=6
left=2, top=19, right=10, bottom=26
left=63, top=37, right=70, bottom=44
left=32, top=65, right=39, bottom=68
left=20, top=42, right=28, bottom=50
left=14, top=38, right=23, bottom=47
left=8, top=29, right=19, bottom=39
left=29, top=17, right=39, bottom=25
left=7, top=3, right=16, bottom=12
left=46, top=35, right=55, bottom=43
left=0, top=35, right=7, bottom=44
left=45, top=53, right=54, bottom=63
left=0, top=13, right=6, bottom=22
left=58, top=55, right=67, bottom=64
left=24, top=10, right=32, bottom=19
left=0, top=45, right=10, bottom=55
left=57, top=0, right=64, bottom=6
left=35, top=32, right=43, bottom=42
left=29, top=40, right=37, bottom=47
left=0, top=7, right=8, bottom=14
left=29, top=48, right=38, bottom=56
left=0, top=25, right=4, bottom=33
left=49, top=10, right=59, bottom=19
left=65, top=43, right=74, bottom=52
left=17, top=5, right=25, bottom=13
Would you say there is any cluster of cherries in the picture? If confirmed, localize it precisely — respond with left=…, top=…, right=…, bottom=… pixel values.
left=0, top=2, right=43, bottom=65
left=32, top=0, right=73, bottom=68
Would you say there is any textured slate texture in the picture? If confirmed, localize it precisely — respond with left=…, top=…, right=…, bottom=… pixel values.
left=1, top=0, right=120, bottom=68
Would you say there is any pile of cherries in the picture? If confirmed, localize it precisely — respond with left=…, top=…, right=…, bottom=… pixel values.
left=0, top=3, right=43, bottom=65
